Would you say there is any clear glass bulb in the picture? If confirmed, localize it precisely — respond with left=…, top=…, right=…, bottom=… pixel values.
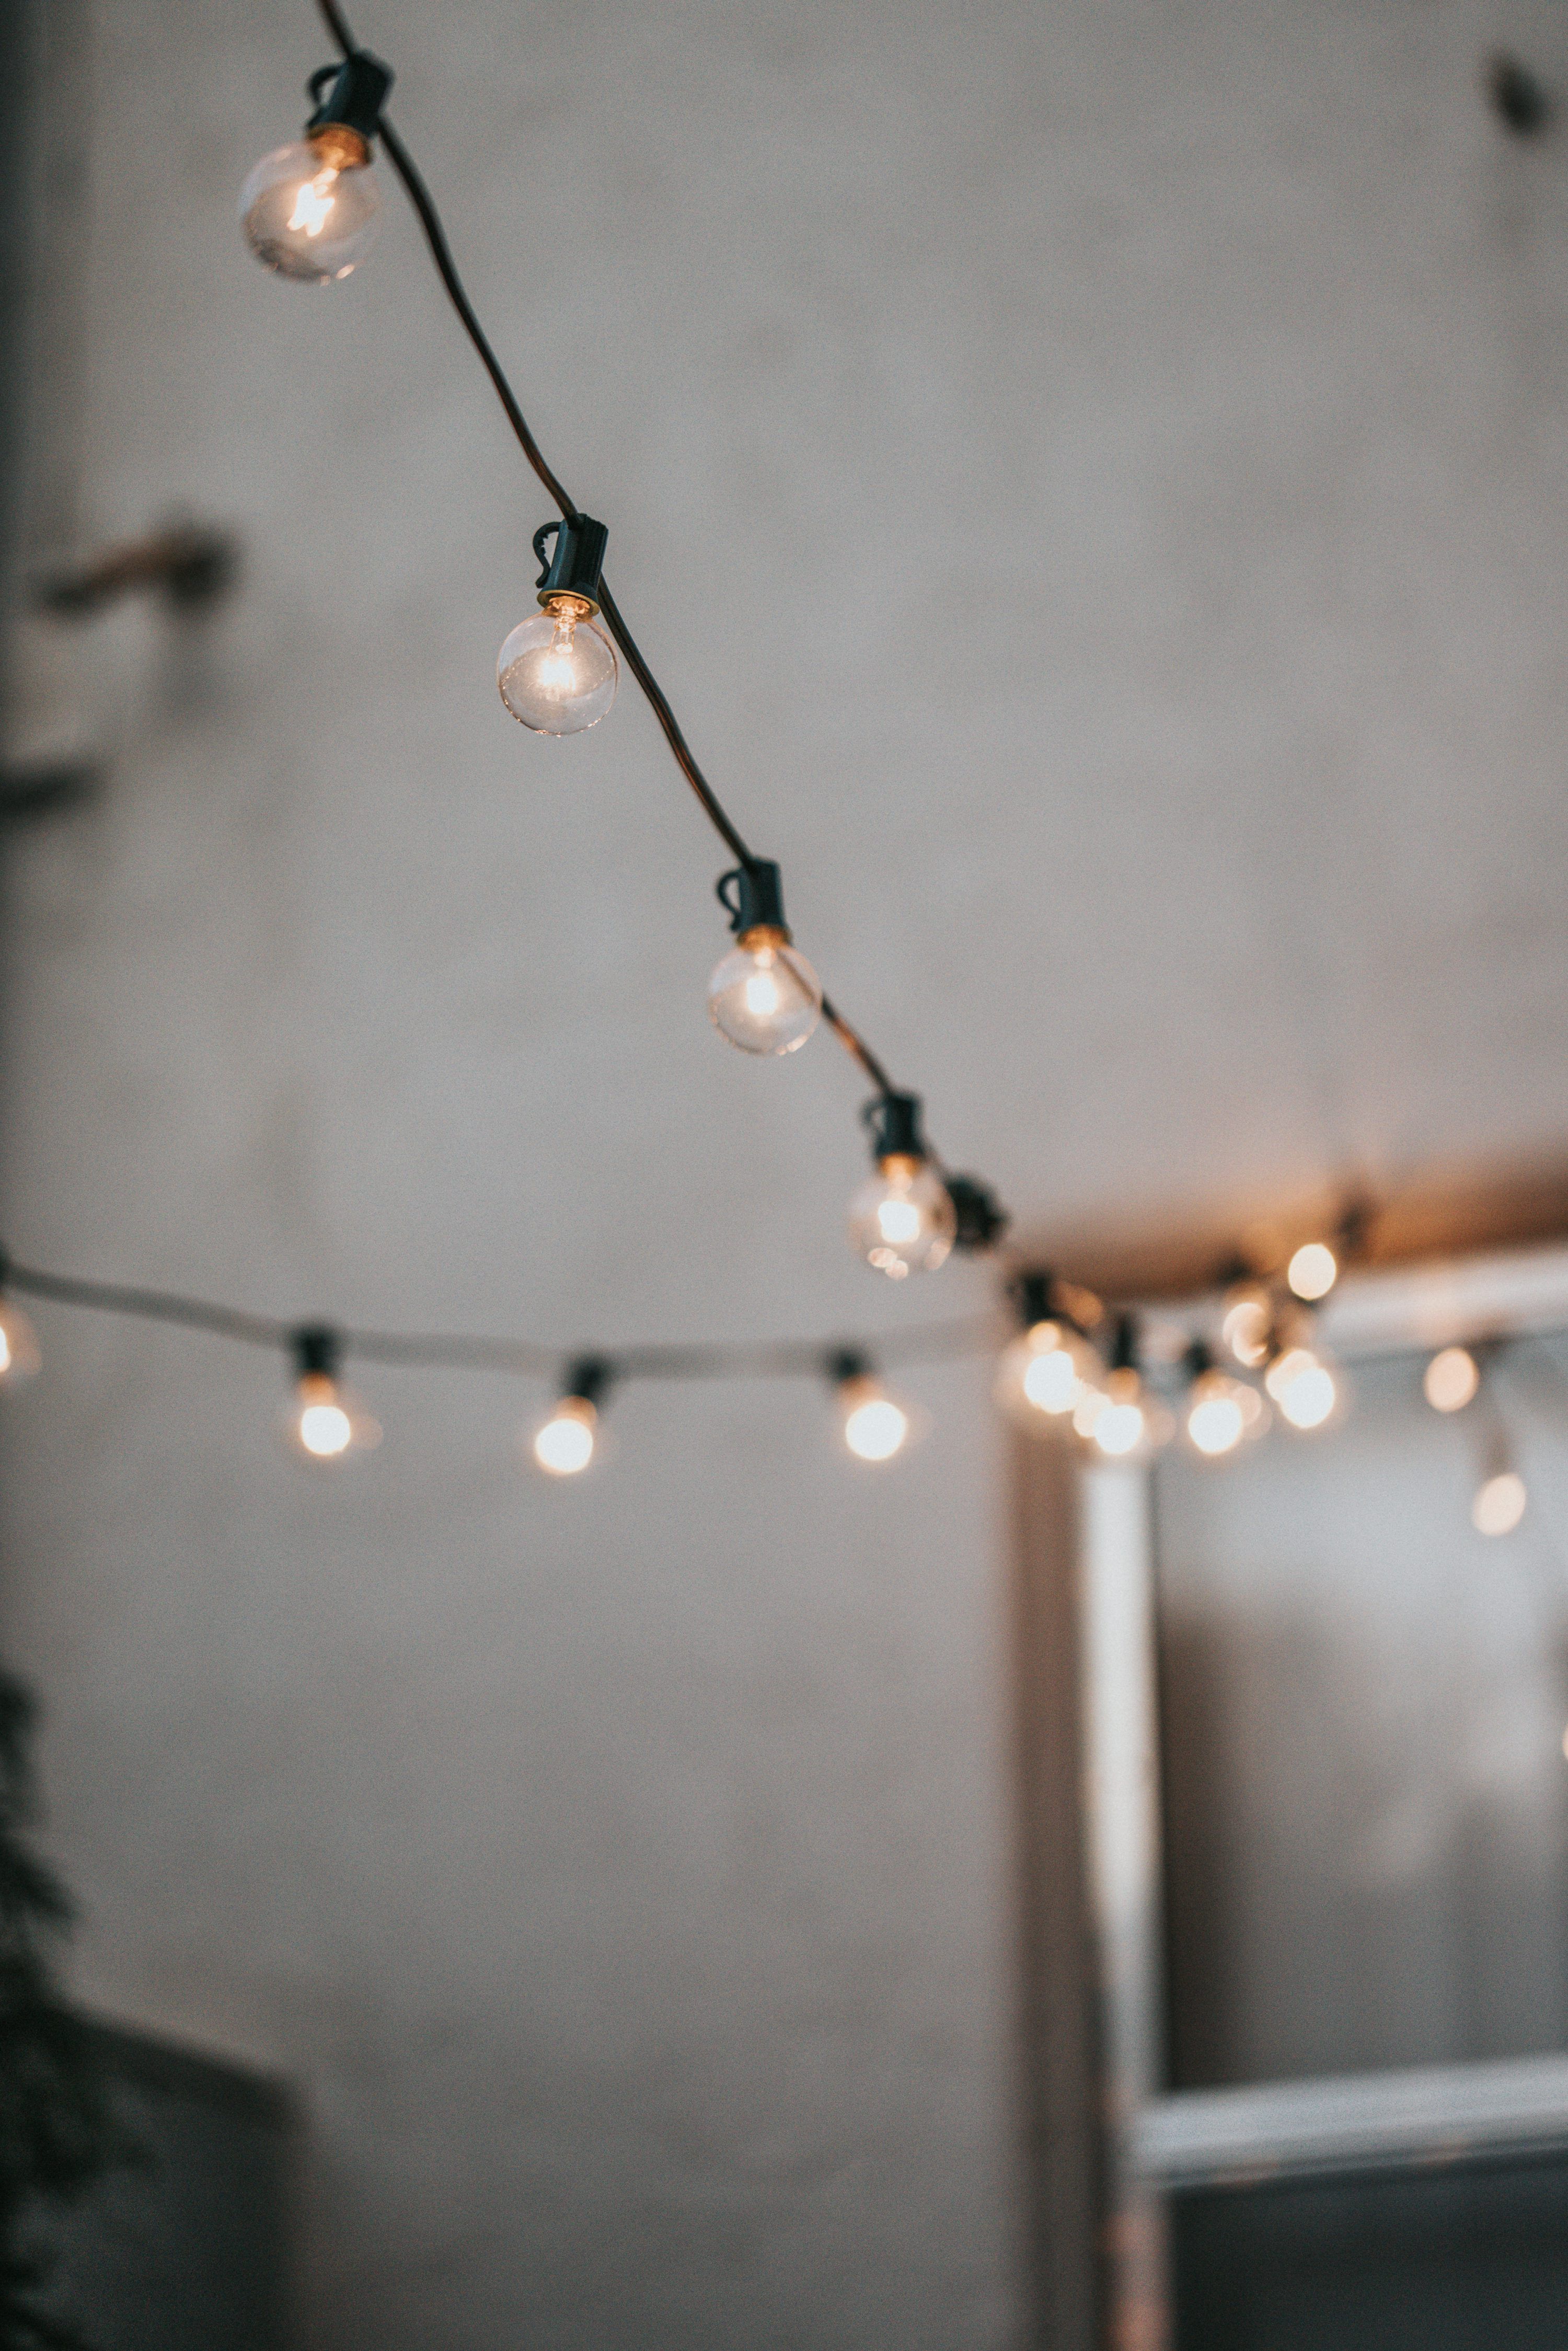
left=1220, top=1281, right=1274, bottom=1368
left=0, top=1301, right=41, bottom=1385
left=285, top=1372, right=378, bottom=1462
left=240, top=137, right=381, bottom=283
left=498, top=604, right=617, bottom=734
left=1473, top=1470, right=1527, bottom=1536
left=533, top=1395, right=597, bottom=1476
left=839, top=1376, right=910, bottom=1463
left=995, top=1319, right=1100, bottom=1427
left=1073, top=1366, right=1172, bottom=1461
left=847, top=1155, right=956, bottom=1280
left=707, top=927, right=822, bottom=1054
left=1424, top=1345, right=1480, bottom=1413
left=1265, top=1345, right=1338, bottom=1431
left=1184, top=1367, right=1268, bottom=1458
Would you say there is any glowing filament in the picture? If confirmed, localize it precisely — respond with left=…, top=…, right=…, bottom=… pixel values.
left=877, top=1197, right=923, bottom=1246
left=535, top=617, right=580, bottom=693
left=287, top=170, right=338, bottom=237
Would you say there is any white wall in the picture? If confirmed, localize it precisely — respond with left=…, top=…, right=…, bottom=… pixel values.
left=5, top=0, right=1568, bottom=2341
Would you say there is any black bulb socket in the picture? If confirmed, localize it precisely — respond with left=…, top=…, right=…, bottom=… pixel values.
left=863, top=1091, right=928, bottom=1168
left=947, top=1176, right=1008, bottom=1254
left=1109, top=1311, right=1140, bottom=1376
left=293, top=1324, right=341, bottom=1382
left=716, top=859, right=791, bottom=943
left=564, top=1356, right=611, bottom=1410
left=305, top=51, right=394, bottom=162
left=1184, top=1337, right=1216, bottom=1384
left=827, top=1346, right=873, bottom=1391
left=1012, top=1270, right=1057, bottom=1331
left=534, top=516, right=608, bottom=618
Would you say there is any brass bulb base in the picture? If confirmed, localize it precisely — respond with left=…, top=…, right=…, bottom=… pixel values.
left=309, top=123, right=371, bottom=171
left=537, top=589, right=598, bottom=621
left=737, top=921, right=793, bottom=951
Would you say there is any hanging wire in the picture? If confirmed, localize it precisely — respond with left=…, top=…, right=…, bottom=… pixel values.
left=310, top=0, right=920, bottom=1115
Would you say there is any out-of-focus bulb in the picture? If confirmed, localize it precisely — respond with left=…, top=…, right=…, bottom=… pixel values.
left=848, top=1155, right=956, bottom=1280
left=1265, top=1346, right=1338, bottom=1431
left=1184, top=1367, right=1267, bottom=1458
left=0, top=1300, right=41, bottom=1385
left=1286, top=1242, right=1339, bottom=1302
left=1424, top=1345, right=1480, bottom=1413
left=241, top=132, right=381, bottom=282
left=1220, top=1281, right=1274, bottom=1369
left=1473, top=1470, right=1527, bottom=1537
left=1074, top=1366, right=1171, bottom=1462
left=533, top=1395, right=597, bottom=1476
left=286, top=1370, right=378, bottom=1462
left=498, top=599, right=618, bottom=734
left=839, top=1375, right=910, bottom=1463
left=995, top=1319, right=1100, bottom=1427
left=708, top=928, right=822, bottom=1054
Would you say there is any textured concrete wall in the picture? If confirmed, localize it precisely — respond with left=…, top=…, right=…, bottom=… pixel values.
left=4, top=0, right=1568, bottom=2343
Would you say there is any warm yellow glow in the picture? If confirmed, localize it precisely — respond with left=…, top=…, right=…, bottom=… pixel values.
left=287, top=170, right=338, bottom=236
left=1424, top=1345, right=1480, bottom=1414
left=534, top=1397, right=596, bottom=1476
left=1287, top=1242, right=1338, bottom=1302
left=1021, top=1328, right=1083, bottom=1415
left=1266, top=1347, right=1337, bottom=1430
left=1094, top=1401, right=1147, bottom=1457
left=1221, top=1292, right=1272, bottom=1369
left=0, top=1329, right=11, bottom=1374
left=843, top=1386, right=909, bottom=1462
left=743, top=965, right=782, bottom=1018
left=1473, top=1470, right=1527, bottom=1537
left=1189, top=1391, right=1244, bottom=1456
left=877, top=1197, right=923, bottom=1246
left=296, top=1375, right=353, bottom=1458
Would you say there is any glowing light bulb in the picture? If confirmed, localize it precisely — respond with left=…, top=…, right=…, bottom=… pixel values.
left=1424, top=1345, right=1480, bottom=1414
left=708, top=931, right=823, bottom=1054
left=1473, top=1470, right=1527, bottom=1537
left=1286, top=1242, right=1339, bottom=1302
left=1265, top=1346, right=1338, bottom=1431
left=533, top=1396, right=597, bottom=1476
left=1220, top=1281, right=1274, bottom=1369
left=995, top=1312, right=1101, bottom=1428
left=1073, top=1351, right=1172, bottom=1463
left=0, top=1300, right=41, bottom=1385
left=283, top=1327, right=377, bottom=1463
left=241, top=133, right=381, bottom=283
left=1184, top=1366, right=1268, bottom=1458
left=839, top=1374, right=910, bottom=1463
left=297, top=1379, right=352, bottom=1458
left=498, top=599, right=618, bottom=734
left=848, top=1156, right=956, bottom=1280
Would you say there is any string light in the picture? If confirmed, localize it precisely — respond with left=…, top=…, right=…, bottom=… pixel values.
left=1074, top=1315, right=1172, bottom=1461
left=1219, top=1275, right=1274, bottom=1370
left=1182, top=1343, right=1267, bottom=1459
left=241, top=52, right=390, bottom=281
left=829, top=1351, right=912, bottom=1463
left=284, top=1327, right=379, bottom=1462
left=1424, top=1345, right=1480, bottom=1413
left=1473, top=1469, right=1527, bottom=1536
left=497, top=519, right=618, bottom=735
left=1264, top=1342, right=1339, bottom=1431
left=848, top=1095, right=956, bottom=1281
left=532, top=1360, right=608, bottom=1477
left=995, top=1273, right=1102, bottom=1428
left=707, top=863, right=823, bottom=1055
left=1286, top=1241, right=1339, bottom=1303
left=0, top=1294, right=41, bottom=1386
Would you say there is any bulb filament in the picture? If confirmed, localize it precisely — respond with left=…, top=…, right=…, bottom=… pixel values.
left=288, top=169, right=339, bottom=238
left=535, top=614, right=580, bottom=693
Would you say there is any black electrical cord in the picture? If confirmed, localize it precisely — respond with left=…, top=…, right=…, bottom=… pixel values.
left=3, top=1253, right=1002, bottom=1387
left=311, top=0, right=923, bottom=1117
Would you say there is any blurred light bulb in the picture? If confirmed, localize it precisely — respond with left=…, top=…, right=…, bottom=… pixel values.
left=240, top=132, right=381, bottom=282
left=1075, top=1366, right=1171, bottom=1461
left=708, top=928, right=822, bottom=1054
left=1220, top=1282, right=1274, bottom=1369
left=1184, top=1367, right=1268, bottom=1458
left=533, top=1395, right=597, bottom=1477
left=839, top=1375, right=910, bottom=1463
left=497, top=600, right=617, bottom=734
left=1286, top=1242, right=1339, bottom=1301
left=1265, top=1346, right=1338, bottom=1431
left=286, top=1370, right=378, bottom=1462
left=0, top=1301, right=41, bottom=1385
left=1473, top=1470, right=1527, bottom=1537
left=1424, top=1345, right=1480, bottom=1414
left=848, top=1155, right=956, bottom=1280
left=995, top=1319, right=1100, bottom=1427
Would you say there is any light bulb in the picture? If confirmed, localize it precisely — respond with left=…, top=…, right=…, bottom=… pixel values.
left=1074, top=1366, right=1171, bottom=1461
left=533, top=1395, right=597, bottom=1476
left=241, top=133, right=381, bottom=283
left=1184, top=1367, right=1268, bottom=1458
left=1220, top=1281, right=1274, bottom=1369
left=708, top=930, right=823, bottom=1054
left=0, top=1301, right=41, bottom=1385
left=1424, top=1345, right=1480, bottom=1413
left=995, top=1318, right=1100, bottom=1427
left=1473, top=1470, right=1527, bottom=1537
left=1265, top=1345, right=1338, bottom=1431
left=498, top=600, right=618, bottom=734
left=839, top=1375, right=910, bottom=1463
left=285, top=1370, right=378, bottom=1462
left=848, top=1156, right=956, bottom=1280
left=1286, top=1242, right=1339, bottom=1302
